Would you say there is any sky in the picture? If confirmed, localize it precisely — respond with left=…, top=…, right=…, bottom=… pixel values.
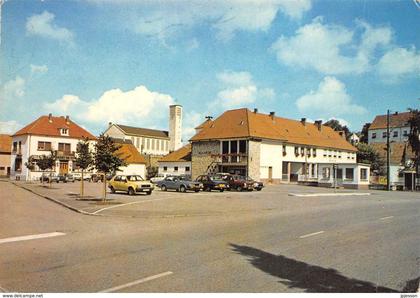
left=0, top=0, right=419, bottom=142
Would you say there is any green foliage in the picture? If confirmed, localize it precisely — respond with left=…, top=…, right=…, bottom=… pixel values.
left=93, top=134, right=126, bottom=174
left=36, top=151, right=57, bottom=171
left=324, top=119, right=351, bottom=140
left=356, top=142, right=384, bottom=174
left=407, top=109, right=420, bottom=171
left=359, top=122, right=371, bottom=143
left=25, top=156, right=36, bottom=171
left=75, top=137, right=93, bottom=170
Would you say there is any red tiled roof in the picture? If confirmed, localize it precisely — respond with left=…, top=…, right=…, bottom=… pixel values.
left=159, top=144, right=191, bottom=162
left=190, top=108, right=357, bottom=152
left=0, top=134, right=12, bottom=153
left=13, top=115, right=96, bottom=140
left=370, top=112, right=412, bottom=130
left=115, top=143, right=146, bottom=164
left=370, top=143, right=414, bottom=165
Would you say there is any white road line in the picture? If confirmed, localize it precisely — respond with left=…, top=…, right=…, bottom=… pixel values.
left=0, top=232, right=65, bottom=244
left=99, top=271, right=173, bottom=293
left=380, top=216, right=394, bottom=220
left=92, top=198, right=169, bottom=215
left=289, top=192, right=371, bottom=197
left=299, top=231, right=325, bottom=239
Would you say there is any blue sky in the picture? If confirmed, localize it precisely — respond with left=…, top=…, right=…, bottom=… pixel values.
left=0, top=0, right=419, bottom=141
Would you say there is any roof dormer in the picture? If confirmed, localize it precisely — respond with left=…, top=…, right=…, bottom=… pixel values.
left=60, top=128, right=69, bottom=136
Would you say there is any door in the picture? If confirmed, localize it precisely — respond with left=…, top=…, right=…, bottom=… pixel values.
left=268, top=167, right=273, bottom=183
left=59, top=161, right=69, bottom=174
left=404, top=173, right=413, bottom=191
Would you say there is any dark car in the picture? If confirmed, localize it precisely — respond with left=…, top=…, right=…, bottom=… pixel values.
left=156, top=176, right=203, bottom=192
left=216, top=173, right=254, bottom=191
left=241, top=175, right=264, bottom=191
left=195, top=174, right=229, bottom=192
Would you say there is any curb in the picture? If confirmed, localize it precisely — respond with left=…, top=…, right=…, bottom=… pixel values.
left=288, top=192, right=372, bottom=197
left=11, top=182, right=99, bottom=216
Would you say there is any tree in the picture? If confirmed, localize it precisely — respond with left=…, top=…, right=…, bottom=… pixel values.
left=407, top=109, right=420, bottom=176
left=36, top=151, right=57, bottom=187
left=324, top=119, right=351, bottom=140
left=356, top=142, right=384, bottom=175
left=24, top=156, right=36, bottom=183
left=75, top=137, right=93, bottom=197
left=93, top=134, right=126, bottom=200
left=359, top=122, right=371, bottom=143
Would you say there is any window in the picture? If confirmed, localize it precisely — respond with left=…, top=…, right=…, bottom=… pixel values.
left=38, top=141, right=52, bottom=151
left=294, top=147, right=299, bottom=156
left=337, top=169, right=343, bottom=179
left=185, top=166, right=190, bottom=172
left=282, top=145, right=287, bottom=156
left=328, top=150, right=332, bottom=157
left=146, top=138, right=150, bottom=150
left=14, top=157, right=22, bottom=172
left=60, top=128, right=69, bottom=136
left=13, top=142, right=17, bottom=152
left=239, top=140, right=246, bottom=154
left=222, top=141, right=229, bottom=162
left=141, top=138, right=146, bottom=150
left=163, top=166, right=167, bottom=172
left=165, top=141, right=169, bottom=151
left=114, top=176, right=121, bottom=181
left=360, top=168, right=367, bottom=180
left=136, top=137, right=140, bottom=148
left=403, top=130, right=409, bottom=137
left=323, top=150, right=327, bottom=157
left=372, top=132, right=376, bottom=139
left=322, top=167, right=330, bottom=179
left=0, top=167, right=4, bottom=170
left=382, top=132, right=387, bottom=138
left=300, top=147, right=305, bottom=156
left=333, top=150, right=337, bottom=158
left=152, top=139, right=155, bottom=150
left=58, top=143, right=71, bottom=153
left=393, top=131, right=398, bottom=137
left=338, top=151, right=342, bottom=158
left=313, top=148, right=317, bottom=157
left=174, top=166, right=178, bottom=172
left=345, top=168, right=354, bottom=180
left=307, top=148, right=311, bottom=157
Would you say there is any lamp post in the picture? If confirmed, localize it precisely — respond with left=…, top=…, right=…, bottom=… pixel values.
left=387, top=109, right=391, bottom=191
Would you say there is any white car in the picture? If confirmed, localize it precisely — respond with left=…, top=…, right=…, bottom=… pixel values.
left=150, top=173, right=169, bottom=184
left=71, top=172, right=92, bottom=181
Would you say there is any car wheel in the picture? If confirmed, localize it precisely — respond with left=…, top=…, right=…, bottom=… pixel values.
left=205, top=186, right=211, bottom=192
left=146, top=191, right=152, bottom=195
left=161, top=185, right=167, bottom=191
left=128, top=187, right=135, bottom=196
left=110, top=186, right=115, bottom=194
left=180, top=185, right=187, bottom=193
left=257, top=188, right=262, bottom=191
left=237, top=186, right=242, bottom=192
left=220, top=189, right=224, bottom=192
left=195, top=190, right=200, bottom=192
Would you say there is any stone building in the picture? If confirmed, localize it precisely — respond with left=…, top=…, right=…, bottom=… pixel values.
left=190, top=108, right=370, bottom=189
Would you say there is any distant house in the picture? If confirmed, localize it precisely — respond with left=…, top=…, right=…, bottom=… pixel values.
left=0, top=134, right=12, bottom=177
left=158, top=144, right=191, bottom=176
left=10, top=114, right=96, bottom=181
left=349, top=133, right=360, bottom=145
left=368, top=111, right=411, bottom=144
left=190, top=108, right=370, bottom=189
left=113, top=139, right=147, bottom=178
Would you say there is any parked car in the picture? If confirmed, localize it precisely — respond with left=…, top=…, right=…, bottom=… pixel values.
left=40, top=173, right=59, bottom=183
left=241, top=175, right=264, bottom=191
left=72, top=172, right=92, bottom=181
left=195, top=174, right=229, bottom=192
left=57, top=174, right=75, bottom=183
left=90, top=173, right=104, bottom=183
left=150, top=173, right=168, bottom=184
left=108, top=174, right=154, bottom=195
left=156, top=176, right=203, bottom=192
left=216, top=173, right=254, bottom=191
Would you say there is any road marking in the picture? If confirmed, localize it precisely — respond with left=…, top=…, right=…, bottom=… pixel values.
left=299, top=231, right=325, bottom=239
left=98, top=271, right=173, bottom=293
left=289, top=192, right=371, bottom=197
left=0, top=232, right=65, bottom=244
left=92, top=198, right=169, bottom=215
left=380, top=216, right=394, bottom=220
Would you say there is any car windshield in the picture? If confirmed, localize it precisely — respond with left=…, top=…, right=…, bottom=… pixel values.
left=126, top=175, right=144, bottom=181
left=211, top=174, right=227, bottom=181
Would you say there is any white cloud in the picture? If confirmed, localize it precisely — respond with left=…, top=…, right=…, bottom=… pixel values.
left=182, top=110, right=206, bottom=142
left=296, top=76, right=367, bottom=119
left=271, top=18, right=392, bottom=75
left=213, top=71, right=275, bottom=109
left=0, top=120, right=23, bottom=134
left=377, top=47, right=420, bottom=81
left=26, top=11, right=74, bottom=44
left=30, top=64, right=48, bottom=74
left=107, top=0, right=310, bottom=43
left=44, top=85, right=176, bottom=129
left=1, top=76, right=25, bottom=99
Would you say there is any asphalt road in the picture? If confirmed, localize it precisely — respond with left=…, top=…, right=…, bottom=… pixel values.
left=0, top=181, right=419, bottom=293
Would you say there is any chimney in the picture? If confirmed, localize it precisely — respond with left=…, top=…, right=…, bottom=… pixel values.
left=48, top=113, right=52, bottom=123
left=254, top=108, right=258, bottom=113
left=301, top=118, right=306, bottom=125
left=394, top=111, right=398, bottom=115
left=338, top=131, right=346, bottom=139
left=269, top=111, right=275, bottom=119
left=108, top=122, right=112, bottom=127
left=65, top=115, right=70, bottom=125
left=169, top=105, right=183, bottom=151
left=205, top=116, right=213, bottom=121
left=315, top=120, right=323, bottom=131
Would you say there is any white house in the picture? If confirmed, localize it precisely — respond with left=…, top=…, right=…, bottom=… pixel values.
left=190, top=108, right=370, bottom=189
left=114, top=140, right=147, bottom=178
left=10, top=114, right=97, bottom=181
left=104, top=105, right=183, bottom=156
left=368, top=111, right=411, bottom=144
left=158, top=144, right=191, bottom=176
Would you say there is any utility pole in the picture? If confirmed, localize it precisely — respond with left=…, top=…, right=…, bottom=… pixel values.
left=386, top=109, right=391, bottom=191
